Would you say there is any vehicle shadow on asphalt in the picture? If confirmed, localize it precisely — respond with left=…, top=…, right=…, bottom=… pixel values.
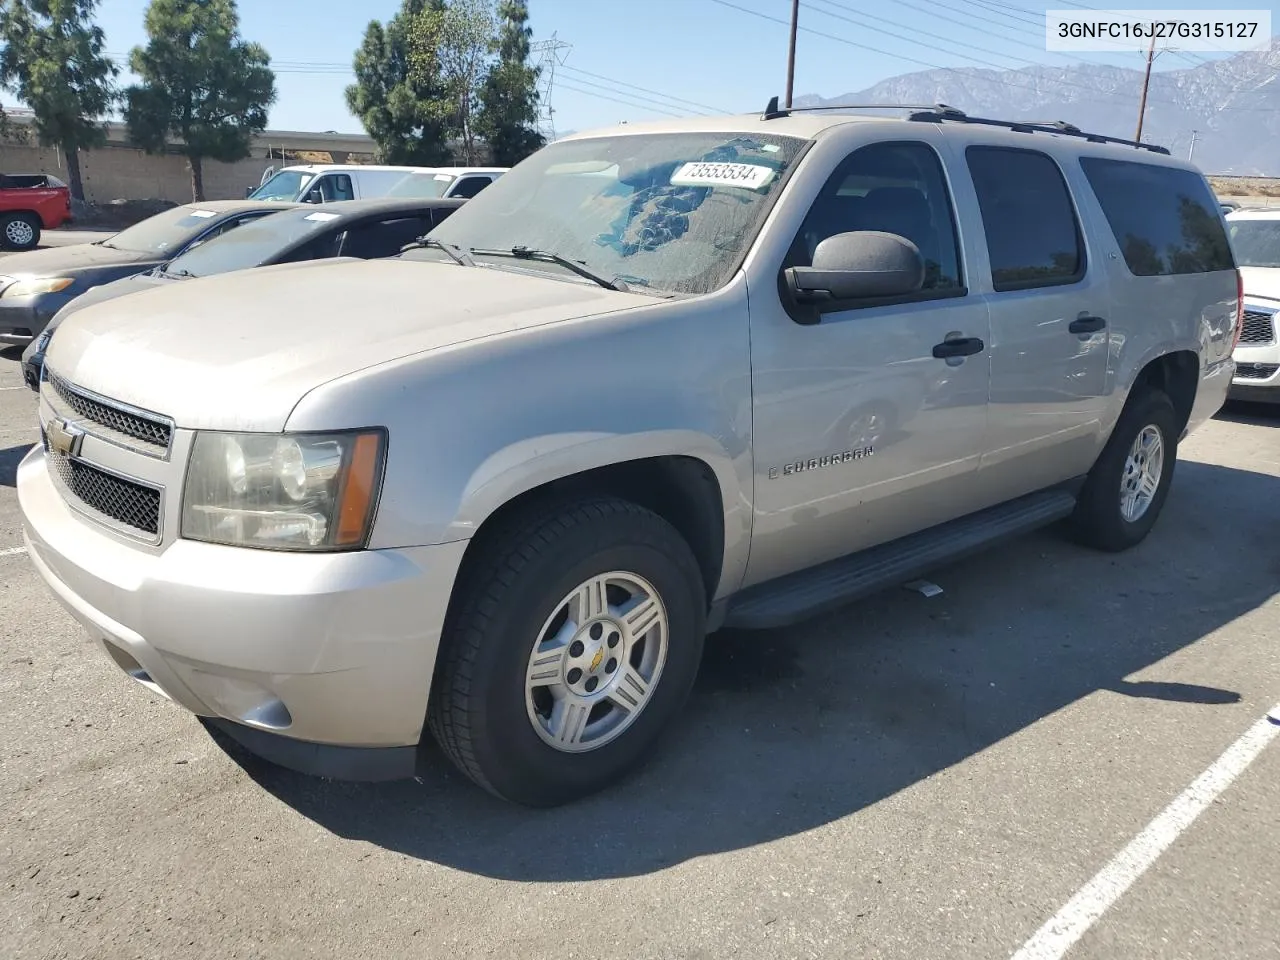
left=1215, top=399, right=1280, bottom=426
left=209, top=458, right=1279, bottom=881
left=1, top=345, right=24, bottom=362
left=0, top=443, right=32, bottom=487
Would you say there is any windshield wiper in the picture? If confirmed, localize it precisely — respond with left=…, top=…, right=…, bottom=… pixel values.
left=469, top=246, right=631, bottom=292
left=402, top=236, right=474, bottom=266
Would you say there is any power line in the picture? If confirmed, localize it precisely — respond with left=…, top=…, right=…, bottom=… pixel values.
left=553, top=80, right=684, bottom=118
left=558, top=65, right=728, bottom=114
left=553, top=73, right=712, bottom=116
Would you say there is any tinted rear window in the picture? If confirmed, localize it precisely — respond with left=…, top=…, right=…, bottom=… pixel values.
left=966, top=146, right=1084, bottom=292
left=1079, top=157, right=1233, bottom=276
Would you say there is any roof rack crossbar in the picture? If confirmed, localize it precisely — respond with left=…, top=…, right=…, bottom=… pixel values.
left=760, top=97, right=966, bottom=121
left=907, top=109, right=1170, bottom=154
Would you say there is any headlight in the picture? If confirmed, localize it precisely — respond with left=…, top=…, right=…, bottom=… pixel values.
left=181, top=430, right=386, bottom=551
left=1, top=277, right=74, bottom=298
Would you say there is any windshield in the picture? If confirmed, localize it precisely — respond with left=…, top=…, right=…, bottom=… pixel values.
left=249, top=170, right=314, bottom=201
left=427, top=132, right=807, bottom=295
left=163, top=208, right=343, bottom=277
left=1227, top=219, right=1280, bottom=268
left=102, top=205, right=232, bottom=255
left=387, top=172, right=454, bottom=198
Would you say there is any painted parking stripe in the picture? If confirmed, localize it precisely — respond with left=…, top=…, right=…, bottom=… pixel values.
left=1012, top=702, right=1280, bottom=960
left=0, top=546, right=27, bottom=558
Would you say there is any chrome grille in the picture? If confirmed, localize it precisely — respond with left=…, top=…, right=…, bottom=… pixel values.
left=1240, top=310, right=1276, bottom=345
left=1234, top=362, right=1278, bottom=380
left=46, top=450, right=161, bottom=537
left=46, top=370, right=172, bottom=452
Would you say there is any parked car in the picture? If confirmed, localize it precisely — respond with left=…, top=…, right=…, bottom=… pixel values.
left=249, top=164, right=430, bottom=203
left=0, top=199, right=300, bottom=349
left=1219, top=199, right=1241, bottom=216
left=1223, top=208, right=1280, bottom=402
left=384, top=167, right=508, bottom=200
left=20, top=197, right=467, bottom=389
left=17, top=104, right=1239, bottom=807
left=0, top=172, right=72, bottom=251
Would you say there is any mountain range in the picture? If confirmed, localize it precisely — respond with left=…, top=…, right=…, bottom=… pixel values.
left=794, top=40, right=1280, bottom=175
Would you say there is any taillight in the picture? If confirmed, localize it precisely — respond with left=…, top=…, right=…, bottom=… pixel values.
left=1234, top=268, right=1244, bottom=348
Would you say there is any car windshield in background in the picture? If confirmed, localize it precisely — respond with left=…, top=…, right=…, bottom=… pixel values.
left=100, top=206, right=231, bottom=255
left=387, top=173, right=455, bottom=198
left=249, top=170, right=314, bottom=201
left=164, top=208, right=342, bottom=277
left=1227, top=219, right=1280, bottom=268
left=425, top=132, right=807, bottom=295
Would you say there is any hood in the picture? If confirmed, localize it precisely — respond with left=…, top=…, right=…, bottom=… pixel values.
left=48, top=270, right=172, bottom=330
left=1238, top=266, right=1280, bottom=304
left=0, top=242, right=153, bottom=280
left=45, top=257, right=658, bottom=431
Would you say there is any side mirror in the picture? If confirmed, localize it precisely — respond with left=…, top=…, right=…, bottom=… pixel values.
left=304, top=189, right=323, bottom=204
left=784, top=231, right=924, bottom=308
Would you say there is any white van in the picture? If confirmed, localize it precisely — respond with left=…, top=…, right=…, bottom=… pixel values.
left=247, top=164, right=426, bottom=204
left=383, top=166, right=508, bottom=200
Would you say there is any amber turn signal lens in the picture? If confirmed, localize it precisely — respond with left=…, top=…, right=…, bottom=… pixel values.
left=335, top=432, right=383, bottom=547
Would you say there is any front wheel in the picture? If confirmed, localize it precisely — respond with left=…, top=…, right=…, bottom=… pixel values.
left=428, top=497, right=707, bottom=806
left=1070, top=388, right=1179, bottom=551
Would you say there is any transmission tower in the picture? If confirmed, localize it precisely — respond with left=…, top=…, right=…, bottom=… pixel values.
left=530, top=32, right=572, bottom=140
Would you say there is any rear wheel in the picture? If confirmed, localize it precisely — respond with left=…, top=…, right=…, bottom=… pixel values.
left=1, top=213, right=40, bottom=251
left=1070, top=388, right=1178, bottom=551
left=428, top=497, right=706, bottom=806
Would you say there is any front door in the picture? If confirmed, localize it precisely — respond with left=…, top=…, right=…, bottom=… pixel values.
left=745, top=138, right=992, bottom=588
left=963, top=144, right=1111, bottom=500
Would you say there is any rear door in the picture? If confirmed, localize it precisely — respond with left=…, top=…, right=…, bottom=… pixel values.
left=963, top=144, right=1112, bottom=500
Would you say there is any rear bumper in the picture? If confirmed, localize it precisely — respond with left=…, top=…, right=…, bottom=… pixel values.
left=17, top=443, right=470, bottom=774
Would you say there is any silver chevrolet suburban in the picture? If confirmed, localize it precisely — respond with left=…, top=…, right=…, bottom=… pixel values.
left=17, top=102, right=1241, bottom=807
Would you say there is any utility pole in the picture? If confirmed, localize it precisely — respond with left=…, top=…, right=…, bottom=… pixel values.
left=1188, top=129, right=1199, bottom=162
left=1134, top=32, right=1156, bottom=143
left=784, top=0, right=799, bottom=108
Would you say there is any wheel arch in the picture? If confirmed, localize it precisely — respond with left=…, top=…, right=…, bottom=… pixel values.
left=1125, top=348, right=1199, bottom=438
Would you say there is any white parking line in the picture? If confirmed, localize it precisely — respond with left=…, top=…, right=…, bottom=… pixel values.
left=0, top=546, right=27, bottom=558
left=1012, top=702, right=1280, bottom=960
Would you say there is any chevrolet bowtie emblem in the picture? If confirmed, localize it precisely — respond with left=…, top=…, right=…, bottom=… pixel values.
left=46, top=417, right=84, bottom=458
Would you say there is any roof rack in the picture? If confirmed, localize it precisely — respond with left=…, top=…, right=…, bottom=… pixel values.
left=760, top=95, right=959, bottom=121
left=758, top=95, right=1170, bottom=155
left=906, top=107, right=1170, bottom=154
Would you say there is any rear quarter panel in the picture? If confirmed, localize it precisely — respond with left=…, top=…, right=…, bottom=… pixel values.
left=1063, top=157, right=1236, bottom=436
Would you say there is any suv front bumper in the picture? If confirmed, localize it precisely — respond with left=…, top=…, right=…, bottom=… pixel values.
left=17, top=443, right=469, bottom=780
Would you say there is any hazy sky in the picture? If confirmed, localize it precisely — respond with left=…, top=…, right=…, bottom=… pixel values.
left=22, top=0, right=1279, bottom=135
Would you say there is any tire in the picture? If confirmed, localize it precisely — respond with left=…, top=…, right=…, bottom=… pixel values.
left=1070, top=388, right=1179, bottom=552
left=1, top=213, right=40, bottom=251
left=428, top=496, right=707, bottom=807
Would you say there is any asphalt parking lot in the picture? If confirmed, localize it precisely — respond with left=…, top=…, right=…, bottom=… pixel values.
left=0, top=291, right=1278, bottom=959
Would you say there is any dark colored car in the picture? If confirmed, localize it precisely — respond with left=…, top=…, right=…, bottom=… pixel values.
left=0, top=199, right=303, bottom=349
left=21, top=196, right=467, bottom=389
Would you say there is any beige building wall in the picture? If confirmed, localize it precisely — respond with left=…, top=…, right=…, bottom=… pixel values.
left=0, top=140, right=278, bottom=203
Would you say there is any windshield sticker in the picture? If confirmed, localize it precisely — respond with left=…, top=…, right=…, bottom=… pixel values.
left=304, top=211, right=340, bottom=221
left=670, top=162, right=776, bottom=190
left=189, top=210, right=217, bottom=218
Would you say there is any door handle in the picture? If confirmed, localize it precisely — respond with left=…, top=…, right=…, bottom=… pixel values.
left=932, top=336, right=985, bottom=359
left=1069, top=314, right=1107, bottom=334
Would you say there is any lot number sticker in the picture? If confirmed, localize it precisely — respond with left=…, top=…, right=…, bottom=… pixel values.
left=189, top=210, right=217, bottom=218
left=304, top=211, right=340, bottom=221
left=670, top=162, right=775, bottom=190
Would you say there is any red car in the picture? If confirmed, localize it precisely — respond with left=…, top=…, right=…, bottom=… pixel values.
left=0, top=173, right=72, bottom=251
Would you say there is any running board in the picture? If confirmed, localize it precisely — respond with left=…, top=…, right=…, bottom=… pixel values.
left=723, top=488, right=1078, bottom=630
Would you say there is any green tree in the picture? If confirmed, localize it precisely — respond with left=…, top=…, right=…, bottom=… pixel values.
left=123, top=0, right=276, bottom=202
left=408, top=0, right=496, bottom=165
left=0, top=0, right=118, bottom=203
left=345, top=0, right=455, bottom=166
left=476, top=0, right=543, bottom=166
